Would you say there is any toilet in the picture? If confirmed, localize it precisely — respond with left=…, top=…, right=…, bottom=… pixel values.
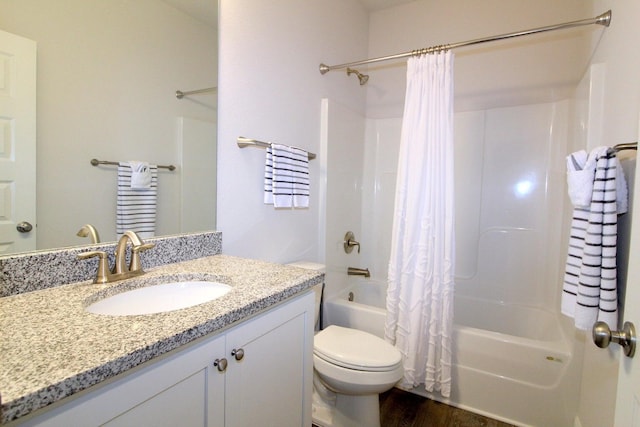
left=288, top=262, right=403, bottom=427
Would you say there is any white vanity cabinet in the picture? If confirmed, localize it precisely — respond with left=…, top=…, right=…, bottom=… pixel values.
left=20, top=292, right=314, bottom=427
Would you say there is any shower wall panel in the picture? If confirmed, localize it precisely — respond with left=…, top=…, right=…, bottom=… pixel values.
left=321, top=99, right=366, bottom=299
left=362, top=101, right=569, bottom=311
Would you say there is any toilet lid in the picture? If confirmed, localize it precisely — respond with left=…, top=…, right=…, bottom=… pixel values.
left=314, top=325, right=401, bottom=371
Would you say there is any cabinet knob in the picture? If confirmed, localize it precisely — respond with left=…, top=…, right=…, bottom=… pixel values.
left=231, top=348, right=245, bottom=361
left=213, top=358, right=228, bottom=372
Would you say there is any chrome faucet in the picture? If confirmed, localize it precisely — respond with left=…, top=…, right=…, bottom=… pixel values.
left=347, top=267, right=370, bottom=278
left=76, top=224, right=100, bottom=244
left=77, top=230, right=154, bottom=284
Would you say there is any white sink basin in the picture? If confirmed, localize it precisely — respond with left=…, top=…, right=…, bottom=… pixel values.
left=86, top=281, right=232, bottom=316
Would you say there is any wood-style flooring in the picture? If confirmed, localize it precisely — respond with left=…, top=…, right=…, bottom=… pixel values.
left=379, top=388, right=517, bottom=427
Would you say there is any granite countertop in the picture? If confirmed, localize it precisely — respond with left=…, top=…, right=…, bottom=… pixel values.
left=0, top=254, right=323, bottom=424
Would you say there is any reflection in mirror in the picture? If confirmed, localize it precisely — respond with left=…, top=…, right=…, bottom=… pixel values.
left=0, top=0, right=218, bottom=256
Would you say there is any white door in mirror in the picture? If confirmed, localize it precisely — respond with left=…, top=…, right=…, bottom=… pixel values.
left=0, top=30, right=36, bottom=254
left=86, top=281, right=231, bottom=316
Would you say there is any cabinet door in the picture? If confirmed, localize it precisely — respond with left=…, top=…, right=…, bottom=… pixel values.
left=225, top=292, right=314, bottom=427
left=25, top=334, right=226, bottom=427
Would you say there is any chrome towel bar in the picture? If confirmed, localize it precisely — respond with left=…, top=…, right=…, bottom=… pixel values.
left=90, top=158, right=176, bottom=171
left=237, top=136, right=316, bottom=160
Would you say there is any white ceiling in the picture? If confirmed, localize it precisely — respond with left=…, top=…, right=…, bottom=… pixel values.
left=161, top=0, right=416, bottom=28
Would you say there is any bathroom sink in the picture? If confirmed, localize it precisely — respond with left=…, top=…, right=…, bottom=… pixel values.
left=86, top=281, right=232, bottom=316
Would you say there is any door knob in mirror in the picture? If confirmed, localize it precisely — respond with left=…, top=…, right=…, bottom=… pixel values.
left=16, top=221, right=33, bottom=233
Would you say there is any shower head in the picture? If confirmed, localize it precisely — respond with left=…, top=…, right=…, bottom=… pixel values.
left=347, top=68, right=369, bottom=85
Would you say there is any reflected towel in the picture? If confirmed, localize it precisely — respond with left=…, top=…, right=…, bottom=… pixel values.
left=264, top=143, right=309, bottom=208
left=128, top=160, right=152, bottom=189
left=117, top=162, right=157, bottom=238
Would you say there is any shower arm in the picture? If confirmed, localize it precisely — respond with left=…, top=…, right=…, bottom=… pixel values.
left=319, top=10, right=611, bottom=74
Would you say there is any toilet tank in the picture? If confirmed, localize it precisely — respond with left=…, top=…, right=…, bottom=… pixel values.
left=287, top=261, right=325, bottom=328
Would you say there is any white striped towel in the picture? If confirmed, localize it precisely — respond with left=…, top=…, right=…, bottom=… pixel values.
left=562, top=147, right=626, bottom=330
left=264, top=143, right=309, bottom=208
left=117, top=162, right=158, bottom=239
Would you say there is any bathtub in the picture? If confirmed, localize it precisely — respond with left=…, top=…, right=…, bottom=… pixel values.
left=323, top=278, right=574, bottom=427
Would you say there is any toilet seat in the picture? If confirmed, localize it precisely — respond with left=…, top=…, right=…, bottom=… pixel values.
left=314, top=325, right=401, bottom=372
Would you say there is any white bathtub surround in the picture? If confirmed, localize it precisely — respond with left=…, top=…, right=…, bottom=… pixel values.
left=385, top=52, right=455, bottom=397
left=354, top=99, right=577, bottom=425
left=562, top=147, right=627, bottom=330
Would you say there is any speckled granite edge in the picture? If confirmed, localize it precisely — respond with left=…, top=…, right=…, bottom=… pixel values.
left=0, top=231, right=222, bottom=297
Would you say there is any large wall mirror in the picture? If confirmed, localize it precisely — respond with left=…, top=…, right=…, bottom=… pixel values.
left=0, top=0, right=218, bottom=256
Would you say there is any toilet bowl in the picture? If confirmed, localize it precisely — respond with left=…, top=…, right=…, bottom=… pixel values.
left=287, top=262, right=403, bottom=427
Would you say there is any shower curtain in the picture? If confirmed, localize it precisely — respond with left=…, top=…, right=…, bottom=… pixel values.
left=385, top=51, right=455, bottom=397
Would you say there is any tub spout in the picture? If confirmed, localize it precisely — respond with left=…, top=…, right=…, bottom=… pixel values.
left=347, top=267, right=370, bottom=278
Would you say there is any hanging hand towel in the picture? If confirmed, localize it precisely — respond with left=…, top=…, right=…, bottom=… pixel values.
left=566, top=150, right=595, bottom=208
left=264, top=143, right=309, bottom=208
left=264, top=146, right=274, bottom=205
left=117, top=162, right=158, bottom=239
left=562, top=146, right=626, bottom=330
left=128, top=160, right=152, bottom=189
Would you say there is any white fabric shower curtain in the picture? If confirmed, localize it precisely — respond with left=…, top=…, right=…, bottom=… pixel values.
left=385, top=51, right=455, bottom=397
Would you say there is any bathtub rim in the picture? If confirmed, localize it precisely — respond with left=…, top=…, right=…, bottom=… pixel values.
left=328, top=278, right=571, bottom=348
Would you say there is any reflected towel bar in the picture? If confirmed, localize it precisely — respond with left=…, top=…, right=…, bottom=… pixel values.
left=176, top=86, right=217, bottom=99
left=237, top=136, right=316, bottom=160
left=90, top=158, right=176, bottom=171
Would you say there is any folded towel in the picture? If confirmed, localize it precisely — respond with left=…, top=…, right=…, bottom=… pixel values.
left=117, top=162, right=157, bottom=238
left=566, top=150, right=594, bottom=208
left=264, top=143, right=309, bottom=208
left=562, top=147, right=623, bottom=330
left=128, top=160, right=152, bottom=189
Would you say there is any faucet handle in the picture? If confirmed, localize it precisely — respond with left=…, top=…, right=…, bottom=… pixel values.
left=78, top=251, right=112, bottom=284
left=130, top=242, right=155, bottom=272
left=344, top=231, right=361, bottom=254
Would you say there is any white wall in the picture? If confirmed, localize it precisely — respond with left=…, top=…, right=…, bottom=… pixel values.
left=0, top=0, right=217, bottom=248
left=217, top=0, right=368, bottom=263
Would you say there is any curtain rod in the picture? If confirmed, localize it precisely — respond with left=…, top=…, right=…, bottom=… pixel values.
left=319, top=10, right=611, bottom=74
